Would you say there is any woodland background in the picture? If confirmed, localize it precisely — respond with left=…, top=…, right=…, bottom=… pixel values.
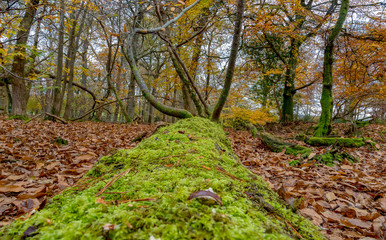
left=0, top=0, right=385, bottom=239
left=0, top=0, right=384, bottom=126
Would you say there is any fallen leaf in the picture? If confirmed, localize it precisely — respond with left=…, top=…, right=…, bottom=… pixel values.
left=0, top=185, right=24, bottom=193
left=188, top=190, right=222, bottom=206
left=325, top=192, right=337, bottom=202
left=299, top=208, right=324, bottom=226
left=340, top=218, right=372, bottom=230
left=375, top=197, right=386, bottom=212
left=321, top=210, right=342, bottom=223
left=341, top=165, right=353, bottom=170
left=74, top=154, right=94, bottom=161
left=23, top=226, right=38, bottom=237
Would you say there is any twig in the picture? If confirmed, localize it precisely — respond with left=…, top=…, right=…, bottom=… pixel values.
left=96, top=168, right=133, bottom=197
left=134, top=0, right=201, bottom=34
left=119, top=198, right=156, bottom=203
left=24, top=113, right=43, bottom=124
left=45, top=112, right=67, bottom=124
left=214, top=166, right=245, bottom=182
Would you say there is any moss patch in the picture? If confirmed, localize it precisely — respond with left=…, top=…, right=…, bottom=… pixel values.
left=7, top=115, right=30, bottom=121
left=313, top=150, right=358, bottom=167
left=260, top=132, right=311, bottom=158
left=52, top=137, right=68, bottom=145
left=1, top=118, right=324, bottom=240
left=305, top=137, right=368, bottom=148
left=295, top=134, right=306, bottom=141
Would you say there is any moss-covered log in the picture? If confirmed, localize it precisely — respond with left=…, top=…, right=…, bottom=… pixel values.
left=305, top=137, right=367, bottom=148
left=260, top=132, right=312, bottom=158
left=1, top=118, right=324, bottom=239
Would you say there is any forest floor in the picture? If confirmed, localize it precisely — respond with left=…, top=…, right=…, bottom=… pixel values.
left=0, top=116, right=385, bottom=240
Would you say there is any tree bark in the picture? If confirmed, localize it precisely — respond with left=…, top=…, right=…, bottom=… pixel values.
left=314, top=0, right=349, bottom=136
left=168, top=47, right=202, bottom=116
left=63, top=11, right=87, bottom=120
left=123, top=37, right=193, bottom=119
left=127, top=72, right=136, bottom=119
left=211, top=0, right=244, bottom=122
left=281, top=39, right=300, bottom=123
left=51, top=0, right=65, bottom=116
left=10, top=0, right=40, bottom=115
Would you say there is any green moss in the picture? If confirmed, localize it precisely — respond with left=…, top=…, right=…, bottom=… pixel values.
left=1, top=117, right=325, bottom=240
left=288, top=160, right=300, bottom=167
left=305, top=137, right=366, bottom=147
left=7, top=115, right=30, bottom=121
left=52, top=137, right=68, bottom=145
left=247, top=124, right=258, bottom=138
left=314, top=150, right=358, bottom=167
left=285, top=145, right=312, bottom=158
left=355, top=121, right=369, bottom=128
left=260, top=132, right=311, bottom=158
left=295, top=134, right=306, bottom=141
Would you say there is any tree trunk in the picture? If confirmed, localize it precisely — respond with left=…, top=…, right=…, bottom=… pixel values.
left=10, top=0, right=40, bottom=115
left=127, top=72, right=136, bottom=119
left=63, top=11, right=87, bottom=120
left=113, top=103, right=119, bottom=122
left=123, top=43, right=193, bottom=118
left=0, top=85, right=8, bottom=114
left=281, top=39, right=300, bottom=123
left=51, top=0, right=65, bottom=116
left=148, top=87, right=155, bottom=123
left=314, top=0, right=349, bottom=136
left=211, top=0, right=244, bottom=122
left=58, top=11, right=79, bottom=116
left=168, top=48, right=201, bottom=116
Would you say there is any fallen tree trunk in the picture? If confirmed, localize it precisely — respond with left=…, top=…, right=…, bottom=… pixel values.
left=305, top=137, right=369, bottom=148
left=1, top=118, right=324, bottom=239
left=260, top=132, right=312, bottom=158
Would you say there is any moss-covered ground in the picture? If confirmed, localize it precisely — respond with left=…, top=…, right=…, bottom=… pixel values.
left=1, top=118, right=325, bottom=240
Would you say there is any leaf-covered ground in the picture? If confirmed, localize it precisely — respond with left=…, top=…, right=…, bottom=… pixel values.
left=0, top=117, right=385, bottom=239
left=228, top=122, right=385, bottom=240
left=0, top=117, right=155, bottom=227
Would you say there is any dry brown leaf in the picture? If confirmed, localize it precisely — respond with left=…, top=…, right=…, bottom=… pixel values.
left=321, top=210, right=342, bottom=223
left=340, top=164, right=353, bottom=170
left=314, top=200, right=331, bottom=212
left=0, top=185, right=24, bottom=193
left=74, top=154, right=94, bottom=161
left=375, top=197, right=386, bottom=212
left=340, top=218, right=372, bottom=230
left=325, top=192, right=337, bottom=202
left=299, top=208, right=324, bottom=226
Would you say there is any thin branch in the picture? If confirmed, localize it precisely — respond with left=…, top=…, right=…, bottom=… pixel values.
left=263, top=33, right=288, bottom=67
left=134, top=0, right=201, bottom=34
left=293, top=79, right=319, bottom=92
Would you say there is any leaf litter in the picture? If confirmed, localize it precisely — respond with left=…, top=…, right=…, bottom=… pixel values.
left=227, top=122, right=385, bottom=240
left=0, top=116, right=155, bottom=226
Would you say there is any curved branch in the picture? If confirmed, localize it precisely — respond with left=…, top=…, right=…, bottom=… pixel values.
left=122, top=36, right=192, bottom=119
left=211, top=0, right=245, bottom=122
left=293, top=79, right=319, bottom=93
left=158, top=33, right=210, bottom=116
left=135, top=0, right=201, bottom=34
